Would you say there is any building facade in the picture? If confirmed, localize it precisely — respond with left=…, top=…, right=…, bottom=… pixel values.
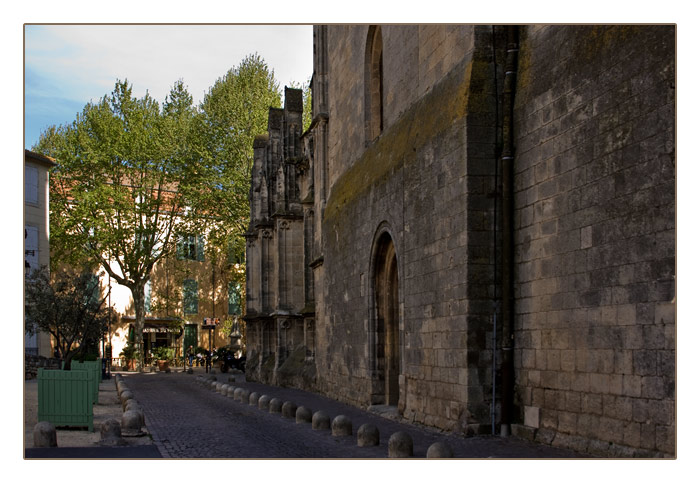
left=24, top=149, right=57, bottom=357
left=245, top=25, right=676, bottom=457
left=103, top=234, right=245, bottom=367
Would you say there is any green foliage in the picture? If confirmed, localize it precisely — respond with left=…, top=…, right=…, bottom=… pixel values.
left=219, top=317, right=234, bottom=338
left=33, top=53, right=308, bottom=366
left=25, top=267, right=110, bottom=368
left=289, top=77, right=313, bottom=132
left=195, top=54, right=282, bottom=262
left=151, top=346, right=175, bottom=361
left=119, top=342, right=139, bottom=361
left=35, top=79, right=203, bottom=364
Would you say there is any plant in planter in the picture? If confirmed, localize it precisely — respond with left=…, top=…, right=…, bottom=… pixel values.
left=152, top=346, right=175, bottom=371
left=119, top=343, right=140, bottom=371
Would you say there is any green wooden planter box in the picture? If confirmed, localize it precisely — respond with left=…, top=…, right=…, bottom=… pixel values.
left=70, top=360, right=100, bottom=404
left=37, top=368, right=94, bottom=431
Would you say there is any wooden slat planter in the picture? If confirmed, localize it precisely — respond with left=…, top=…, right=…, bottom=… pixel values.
left=70, top=361, right=101, bottom=404
left=37, top=368, right=93, bottom=431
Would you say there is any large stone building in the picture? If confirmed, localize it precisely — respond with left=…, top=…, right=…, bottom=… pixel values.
left=244, top=25, right=675, bottom=457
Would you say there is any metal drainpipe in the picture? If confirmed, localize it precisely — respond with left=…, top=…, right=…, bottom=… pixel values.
left=490, top=25, right=500, bottom=437
left=500, top=25, right=519, bottom=437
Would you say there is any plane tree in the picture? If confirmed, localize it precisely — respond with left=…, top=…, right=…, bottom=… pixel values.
left=35, top=79, right=203, bottom=369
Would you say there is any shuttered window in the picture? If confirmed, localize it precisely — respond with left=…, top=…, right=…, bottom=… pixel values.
left=228, top=282, right=241, bottom=315
left=144, top=281, right=152, bottom=314
left=177, top=234, right=205, bottom=261
left=25, top=166, right=38, bottom=204
left=183, top=279, right=198, bottom=315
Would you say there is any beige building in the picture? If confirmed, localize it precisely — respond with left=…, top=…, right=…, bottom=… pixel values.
left=24, top=149, right=56, bottom=357
left=103, top=233, right=244, bottom=367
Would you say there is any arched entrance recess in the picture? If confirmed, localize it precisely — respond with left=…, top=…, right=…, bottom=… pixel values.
left=369, top=228, right=400, bottom=406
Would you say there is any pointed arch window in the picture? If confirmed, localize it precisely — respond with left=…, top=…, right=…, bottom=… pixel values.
left=365, top=25, right=384, bottom=143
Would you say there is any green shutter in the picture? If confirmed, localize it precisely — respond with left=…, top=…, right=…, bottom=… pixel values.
left=184, top=279, right=198, bottom=315
left=144, top=281, right=152, bottom=313
left=228, top=282, right=241, bottom=315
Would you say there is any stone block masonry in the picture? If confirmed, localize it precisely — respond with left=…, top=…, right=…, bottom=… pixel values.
left=512, top=25, right=675, bottom=456
left=244, top=24, right=675, bottom=457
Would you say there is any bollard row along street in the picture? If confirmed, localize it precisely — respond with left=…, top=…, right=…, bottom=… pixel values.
left=90, top=367, right=588, bottom=459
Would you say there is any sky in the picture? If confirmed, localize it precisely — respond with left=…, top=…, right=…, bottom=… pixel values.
left=24, top=24, right=314, bottom=149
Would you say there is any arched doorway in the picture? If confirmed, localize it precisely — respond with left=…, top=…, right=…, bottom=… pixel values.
left=371, top=231, right=400, bottom=406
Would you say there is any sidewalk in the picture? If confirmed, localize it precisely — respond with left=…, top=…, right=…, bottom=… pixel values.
left=24, top=372, right=159, bottom=458
left=183, top=365, right=590, bottom=458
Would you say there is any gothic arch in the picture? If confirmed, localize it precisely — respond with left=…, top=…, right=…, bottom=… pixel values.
left=365, top=25, right=384, bottom=143
left=368, top=223, right=401, bottom=406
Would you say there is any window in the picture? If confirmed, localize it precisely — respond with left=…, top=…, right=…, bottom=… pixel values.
left=86, top=274, right=101, bottom=306
left=365, top=25, right=384, bottom=142
left=183, top=279, right=198, bottom=315
left=177, top=234, right=204, bottom=261
left=144, top=281, right=152, bottom=314
left=25, top=166, right=38, bottom=204
left=228, top=282, right=242, bottom=315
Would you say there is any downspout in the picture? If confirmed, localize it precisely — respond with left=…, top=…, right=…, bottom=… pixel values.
left=500, top=25, right=519, bottom=437
left=490, top=25, right=500, bottom=437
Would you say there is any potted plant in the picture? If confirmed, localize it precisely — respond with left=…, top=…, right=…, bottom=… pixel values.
left=119, top=343, right=139, bottom=371
left=152, top=346, right=174, bottom=371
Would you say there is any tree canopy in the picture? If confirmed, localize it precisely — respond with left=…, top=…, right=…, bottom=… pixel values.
left=196, top=53, right=282, bottom=261
left=25, top=268, right=110, bottom=369
left=33, top=54, right=290, bottom=367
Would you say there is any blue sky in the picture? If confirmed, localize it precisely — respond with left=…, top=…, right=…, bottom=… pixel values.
left=25, top=24, right=314, bottom=149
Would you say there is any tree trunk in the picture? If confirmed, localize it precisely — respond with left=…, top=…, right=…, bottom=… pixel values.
left=130, top=282, right=147, bottom=371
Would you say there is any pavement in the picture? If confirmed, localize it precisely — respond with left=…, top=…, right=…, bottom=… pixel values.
left=23, top=370, right=161, bottom=459
left=24, top=364, right=591, bottom=459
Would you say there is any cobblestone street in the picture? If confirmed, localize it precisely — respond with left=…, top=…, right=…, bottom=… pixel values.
left=123, top=369, right=587, bottom=459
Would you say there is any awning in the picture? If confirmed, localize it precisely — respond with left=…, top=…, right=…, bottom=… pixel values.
left=122, top=316, right=184, bottom=335
left=143, top=324, right=182, bottom=334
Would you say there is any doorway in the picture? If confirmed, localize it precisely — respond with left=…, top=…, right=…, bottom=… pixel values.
left=371, top=231, right=400, bottom=406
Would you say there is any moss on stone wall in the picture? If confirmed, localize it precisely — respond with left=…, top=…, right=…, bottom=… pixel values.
left=323, top=58, right=477, bottom=223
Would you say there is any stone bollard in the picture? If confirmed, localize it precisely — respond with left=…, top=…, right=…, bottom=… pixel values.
left=227, top=386, right=236, bottom=398
left=124, top=399, right=142, bottom=413
left=332, top=415, right=353, bottom=436
left=228, top=376, right=237, bottom=383
left=215, top=382, right=223, bottom=393
left=249, top=392, right=260, bottom=406
left=357, top=423, right=380, bottom=447
left=121, top=409, right=145, bottom=436
left=296, top=406, right=313, bottom=424
left=219, top=384, right=229, bottom=395
left=233, top=387, right=244, bottom=401
left=116, top=381, right=127, bottom=395
left=426, top=442, right=454, bottom=458
left=312, top=411, right=331, bottom=430
left=33, top=421, right=57, bottom=448
left=258, top=395, right=271, bottom=410
left=240, top=389, right=251, bottom=403
left=210, top=381, right=218, bottom=391
left=269, top=398, right=283, bottom=414
left=282, top=401, right=298, bottom=419
left=388, top=431, right=413, bottom=458
left=100, top=418, right=123, bottom=445
left=120, top=390, right=134, bottom=409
